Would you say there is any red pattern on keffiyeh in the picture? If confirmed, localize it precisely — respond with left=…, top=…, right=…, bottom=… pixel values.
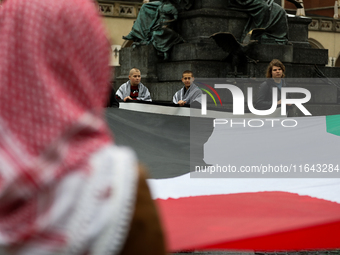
left=0, top=0, right=112, bottom=247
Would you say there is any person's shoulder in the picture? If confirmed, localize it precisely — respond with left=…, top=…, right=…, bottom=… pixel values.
left=191, top=83, right=201, bottom=90
left=138, top=83, right=150, bottom=92
left=174, top=87, right=184, bottom=94
left=118, top=81, right=130, bottom=88
left=259, top=80, right=272, bottom=88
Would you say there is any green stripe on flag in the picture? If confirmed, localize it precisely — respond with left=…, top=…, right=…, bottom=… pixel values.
left=326, top=115, right=340, bottom=136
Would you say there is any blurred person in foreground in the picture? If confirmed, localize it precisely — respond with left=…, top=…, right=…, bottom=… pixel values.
left=0, top=0, right=166, bottom=254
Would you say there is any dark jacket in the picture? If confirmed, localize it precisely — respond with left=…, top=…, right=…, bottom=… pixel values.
left=107, top=87, right=120, bottom=108
left=255, top=79, right=287, bottom=110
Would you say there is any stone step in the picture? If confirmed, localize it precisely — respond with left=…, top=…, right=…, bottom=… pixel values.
left=117, top=45, right=336, bottom=83
left=169, top=43, right=328, bottom=66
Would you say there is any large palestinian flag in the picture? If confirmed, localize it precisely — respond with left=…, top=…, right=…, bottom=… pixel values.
left=149, top=174, right=340, bottom=251
left=105, top=102, right=340, bottom=252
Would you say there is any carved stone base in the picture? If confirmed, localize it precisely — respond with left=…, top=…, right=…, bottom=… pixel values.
left=115, top=4, right=340, bottom=113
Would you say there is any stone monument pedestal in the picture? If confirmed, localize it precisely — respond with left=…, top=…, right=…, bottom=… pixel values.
left=115, top=1, right=340, bottom=115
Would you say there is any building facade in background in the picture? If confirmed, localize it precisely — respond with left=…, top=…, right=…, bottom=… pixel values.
left=284, top=0, right=340, bottom=67
left=97, top=0, right=144, bottom=66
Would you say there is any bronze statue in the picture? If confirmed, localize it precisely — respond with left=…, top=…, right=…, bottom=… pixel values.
left=123, top=0, right=303, bottom=60
left=227, top=0, right=289, bottom=44
left=123, top=0, right=185, bottom=60
left=149, top=0, right=184, bottom=60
